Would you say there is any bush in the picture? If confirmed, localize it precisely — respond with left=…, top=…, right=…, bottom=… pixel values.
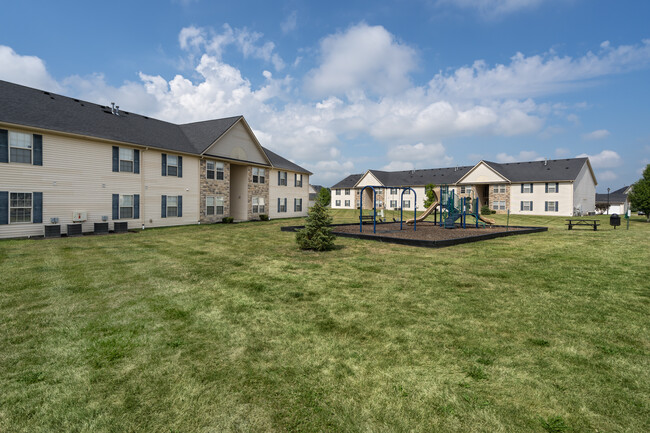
left=480, top=205, right=495, bottom=215
left=296, top=201, right=335, bottom=251
left=222, top=217, right=234, bottom=224
left=259, top=214, right=269, bottom=221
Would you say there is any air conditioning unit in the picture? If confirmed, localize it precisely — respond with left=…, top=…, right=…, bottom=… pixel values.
left=72, top=211, right=87, bottom=222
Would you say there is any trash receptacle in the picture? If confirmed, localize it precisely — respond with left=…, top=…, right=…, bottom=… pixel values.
left=610, top=213, right=620, bottom=228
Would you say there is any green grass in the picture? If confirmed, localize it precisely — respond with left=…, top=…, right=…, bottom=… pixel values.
left=0, top=213, right=648, bottom=432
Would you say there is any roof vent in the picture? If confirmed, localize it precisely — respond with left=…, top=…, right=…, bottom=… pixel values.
left=110, top=102, right=120, bottom=116
left=544, top=158, right=547, bottom=166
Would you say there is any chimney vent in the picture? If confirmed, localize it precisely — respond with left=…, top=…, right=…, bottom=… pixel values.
left=115, top=105, right=120, bottom=116
left=111, top=102, right=115, bottom=114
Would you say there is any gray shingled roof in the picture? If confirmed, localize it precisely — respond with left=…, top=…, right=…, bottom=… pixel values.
left=595, top=186, right=629, bottom=204
left=481, top=158, right=590, bottom=182
left=331, top=174, right=363, bottom=189
left=368, top=166, right=474, bottom=186
left=0, top=80, right=310, bottom=173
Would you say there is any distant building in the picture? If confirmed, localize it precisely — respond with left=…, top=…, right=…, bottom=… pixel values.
left=308, top=184, right=323, bottom=207
left=330, top=158, right=597, bottom=217
left=595, top=186, right=631, bottom=215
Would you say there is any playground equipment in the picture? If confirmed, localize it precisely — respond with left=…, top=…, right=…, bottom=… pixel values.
left=359, top=186, right=417, bottom=233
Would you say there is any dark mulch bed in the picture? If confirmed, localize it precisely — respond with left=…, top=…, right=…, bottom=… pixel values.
left=281, top=221, right=547, bottom=249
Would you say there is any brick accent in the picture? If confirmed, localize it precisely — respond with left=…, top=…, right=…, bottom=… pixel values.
left=199, top=159, right=231, bottom=223
left=488, top=184, right=511, bottom=214
left=247, top=166, right=269, bottom=220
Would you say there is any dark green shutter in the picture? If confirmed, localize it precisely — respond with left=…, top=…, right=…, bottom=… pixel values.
left=284, top=198, right=287, bottom=212
left=294, top=198, right=297, bottom=211
left=294, top=173, right=297, bottom=187
left=530, top=202, right=533, bottom=211
left=178, top=196, right=183, bottom=217
left=556, top=182, right=559, bottom=192
left=161, top=154, right=167, bottom=176
left=0, top=130, right=7, bottom=163
left=278, top=171, right=281, bottom=185
left=32, top=135, right=43, bottom=166
left=555, top=201, right=559, bottom=212
left=134, top=149, right=140, bottom=174
left=0, top=191, right=8, bottom=224
left=161, top=195, right=167, bottom=218
left=112, top=194, right=119, bottom=220
left=530, top=183, right=533, bottom=193
left=112, top=146, right=119, bottom=172
left=545, top=201, right=548, bottom=211
left=520, top=201, right=523, bottom=211
left=33, top=192, right=43, bottom=223
left=134, top=194, right=140, bottom=219
left=277, top=198, right=280, bottom=212
left=178, top=156, right=183, bottom=178
left=545, top=183, right=548, bottom=193
left=520, top=184, right=524, bottom=193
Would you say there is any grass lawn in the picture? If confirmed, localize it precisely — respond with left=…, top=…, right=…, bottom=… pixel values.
left=1, top=212, right=648, bottom=432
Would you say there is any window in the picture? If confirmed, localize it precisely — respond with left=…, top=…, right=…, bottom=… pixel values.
left=546, top=201, right=558, bottom=212
left=492, top=201, right=506, bottom=211
left=167, top=195, right=178, bottom=217
left=295, top=198, right=303, bottom=212
left=403, top=200, right=411, bottom=209
left=522, top=183, right=533, bottom=193
left=461, top=186, right=472, bottom=194
left=344, top=188, right=350, bottom=195
left=278, top=171, right=287, bottom=186
left=278, top=198, right=287, bottom=212
left=253, top=167, right=265, bottom=183
left=335, top=200, right=341, bottom=207
left=493, top=185, right=506, bottom=194
left=390, top=188, right=398, bottom=195
left=403, top=189, right=410, bottom=195
left=207, top=196, right=224, bottom=215
left=295, top=173, right=303, bottom=187
left=120, top=194, right=134, bottom=219
left=546, top=182, right=558, bottom=193
left=167, top=155, right=178, bottom=177
left=521, top=201, right=533, bottom=211
left=390, top=200, right=397, bottom=208
left=9, top=132, right=32, bottom=164
left=10, top=192, right=32, bottom=223
left=119, top=148, right=134, bottom=173
left=335, top=189, right=341, bottom=195
left=207, top=161, right=215, bottom=179
left=216, top=162, right=224, bottom=180
left=252, top=197, right=265, bottom=213
left=345, top=200, right=350, bottom=207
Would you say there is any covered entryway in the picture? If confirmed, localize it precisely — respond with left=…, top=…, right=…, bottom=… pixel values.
left=230, top=164, right=248, bottom=221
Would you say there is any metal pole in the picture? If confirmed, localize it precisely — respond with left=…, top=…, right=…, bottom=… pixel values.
left=607, top=187, right=610, bottom=215
left=506, top=209, right=510, bottom=231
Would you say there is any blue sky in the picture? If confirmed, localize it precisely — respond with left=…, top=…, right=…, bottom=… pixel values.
left=1, top=0, right=649, bottom=190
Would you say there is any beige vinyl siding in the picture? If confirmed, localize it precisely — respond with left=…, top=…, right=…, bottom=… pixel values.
left=0, top=130, right=142, bottom=238
left=142, top=149, right=200, bottom=227
left=459, top=163, right=508, bottom=184
left=269, top=170, right=309, bottom=219
left=572, top=163, right=596, bottom=215
left=203, top=121, right=268, bottom=165
left=509, top=182, right=573, bottom=216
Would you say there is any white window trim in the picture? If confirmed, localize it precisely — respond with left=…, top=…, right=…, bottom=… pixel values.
left=167, top=196, right=179, bottom=217
left=335, top=200, right=341, bottom=207
left=295, top=173, right=302, bottom=187
left=9, top=131, right=33, bottom=164
left=9, top=191, right=33, bottom=224
left=119, top=148, right=134, bottom=173
left=252, top=196, right=265, bottom=214
left=119, top=194, right=135, bottom=220
left=167, top=155, right=179, bottom=177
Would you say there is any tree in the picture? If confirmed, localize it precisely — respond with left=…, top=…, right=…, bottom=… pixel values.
left=317, top=187, right=331, bottom=206
left=424, top=183, right=438, bottom=208
left=296, top=200, right=336, bottom=251
left=629, top=164, right=650, bottom=222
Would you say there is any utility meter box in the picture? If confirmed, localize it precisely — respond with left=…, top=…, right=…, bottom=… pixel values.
left=72, top=211, right=87, bottom=222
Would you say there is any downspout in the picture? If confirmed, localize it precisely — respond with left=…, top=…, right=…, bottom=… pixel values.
left=141, top=147, right=148, bottom=229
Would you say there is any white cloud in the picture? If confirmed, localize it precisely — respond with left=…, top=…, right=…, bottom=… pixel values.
left=576, top=149, right=622, bottom=168
left=495, top=150, right=544, bottom=163
left=555, top=147, right=570, bottom=157
left=386, top=142, right=453, bottom=169
left=304, top=23, right=417, bottom=97
left=382, top=161, right=415, bottom=171
left=582, top=129, right=611, bottom=140
left=281, top=11, right=297, bottom=34
left=0, top=45, right=61, bottom=92
left=437, top=0, right=546, bottom=18
left=301, top=160, right=355, bottom=184
left=597, top=170, right=617, bottom=181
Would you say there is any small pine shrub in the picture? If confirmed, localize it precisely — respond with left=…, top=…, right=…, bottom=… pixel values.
left=222, top=217, right=234, bottom=224
left=259, top=214, right=269, bottom=221
left=296, top=201, right=335, bottom=251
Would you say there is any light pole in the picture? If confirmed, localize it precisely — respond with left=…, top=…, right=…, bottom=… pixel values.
left=607, top=187, right=610, bottom=215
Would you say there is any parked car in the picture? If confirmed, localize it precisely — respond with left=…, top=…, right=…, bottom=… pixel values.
left=639, top=211, right=646, bottom=215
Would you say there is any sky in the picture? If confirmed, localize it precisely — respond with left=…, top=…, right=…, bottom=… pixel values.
left=0, top=0, right=649, bottom=190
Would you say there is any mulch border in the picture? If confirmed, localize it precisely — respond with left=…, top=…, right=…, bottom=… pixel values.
left=281, top=222, right=548, bottom=249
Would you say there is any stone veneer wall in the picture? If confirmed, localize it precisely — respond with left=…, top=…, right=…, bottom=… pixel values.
left=199, top=159, right=231, bottom=223
left=361, top=188, right=385, bottom=210
left=489, top=184, right=511, bottom=214
left=247, top=166, right=270, bottom=220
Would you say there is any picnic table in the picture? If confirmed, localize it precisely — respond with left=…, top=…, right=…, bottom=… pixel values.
left=566, top=219, right=600, bottom=231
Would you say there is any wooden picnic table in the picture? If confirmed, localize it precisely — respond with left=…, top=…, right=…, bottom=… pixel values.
left=566, top=219, right=600, bottom=231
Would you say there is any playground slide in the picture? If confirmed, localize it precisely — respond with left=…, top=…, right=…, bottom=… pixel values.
left=477, top=214, right=496, bottom=225
left=406, top=201, right=439, bottom=224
